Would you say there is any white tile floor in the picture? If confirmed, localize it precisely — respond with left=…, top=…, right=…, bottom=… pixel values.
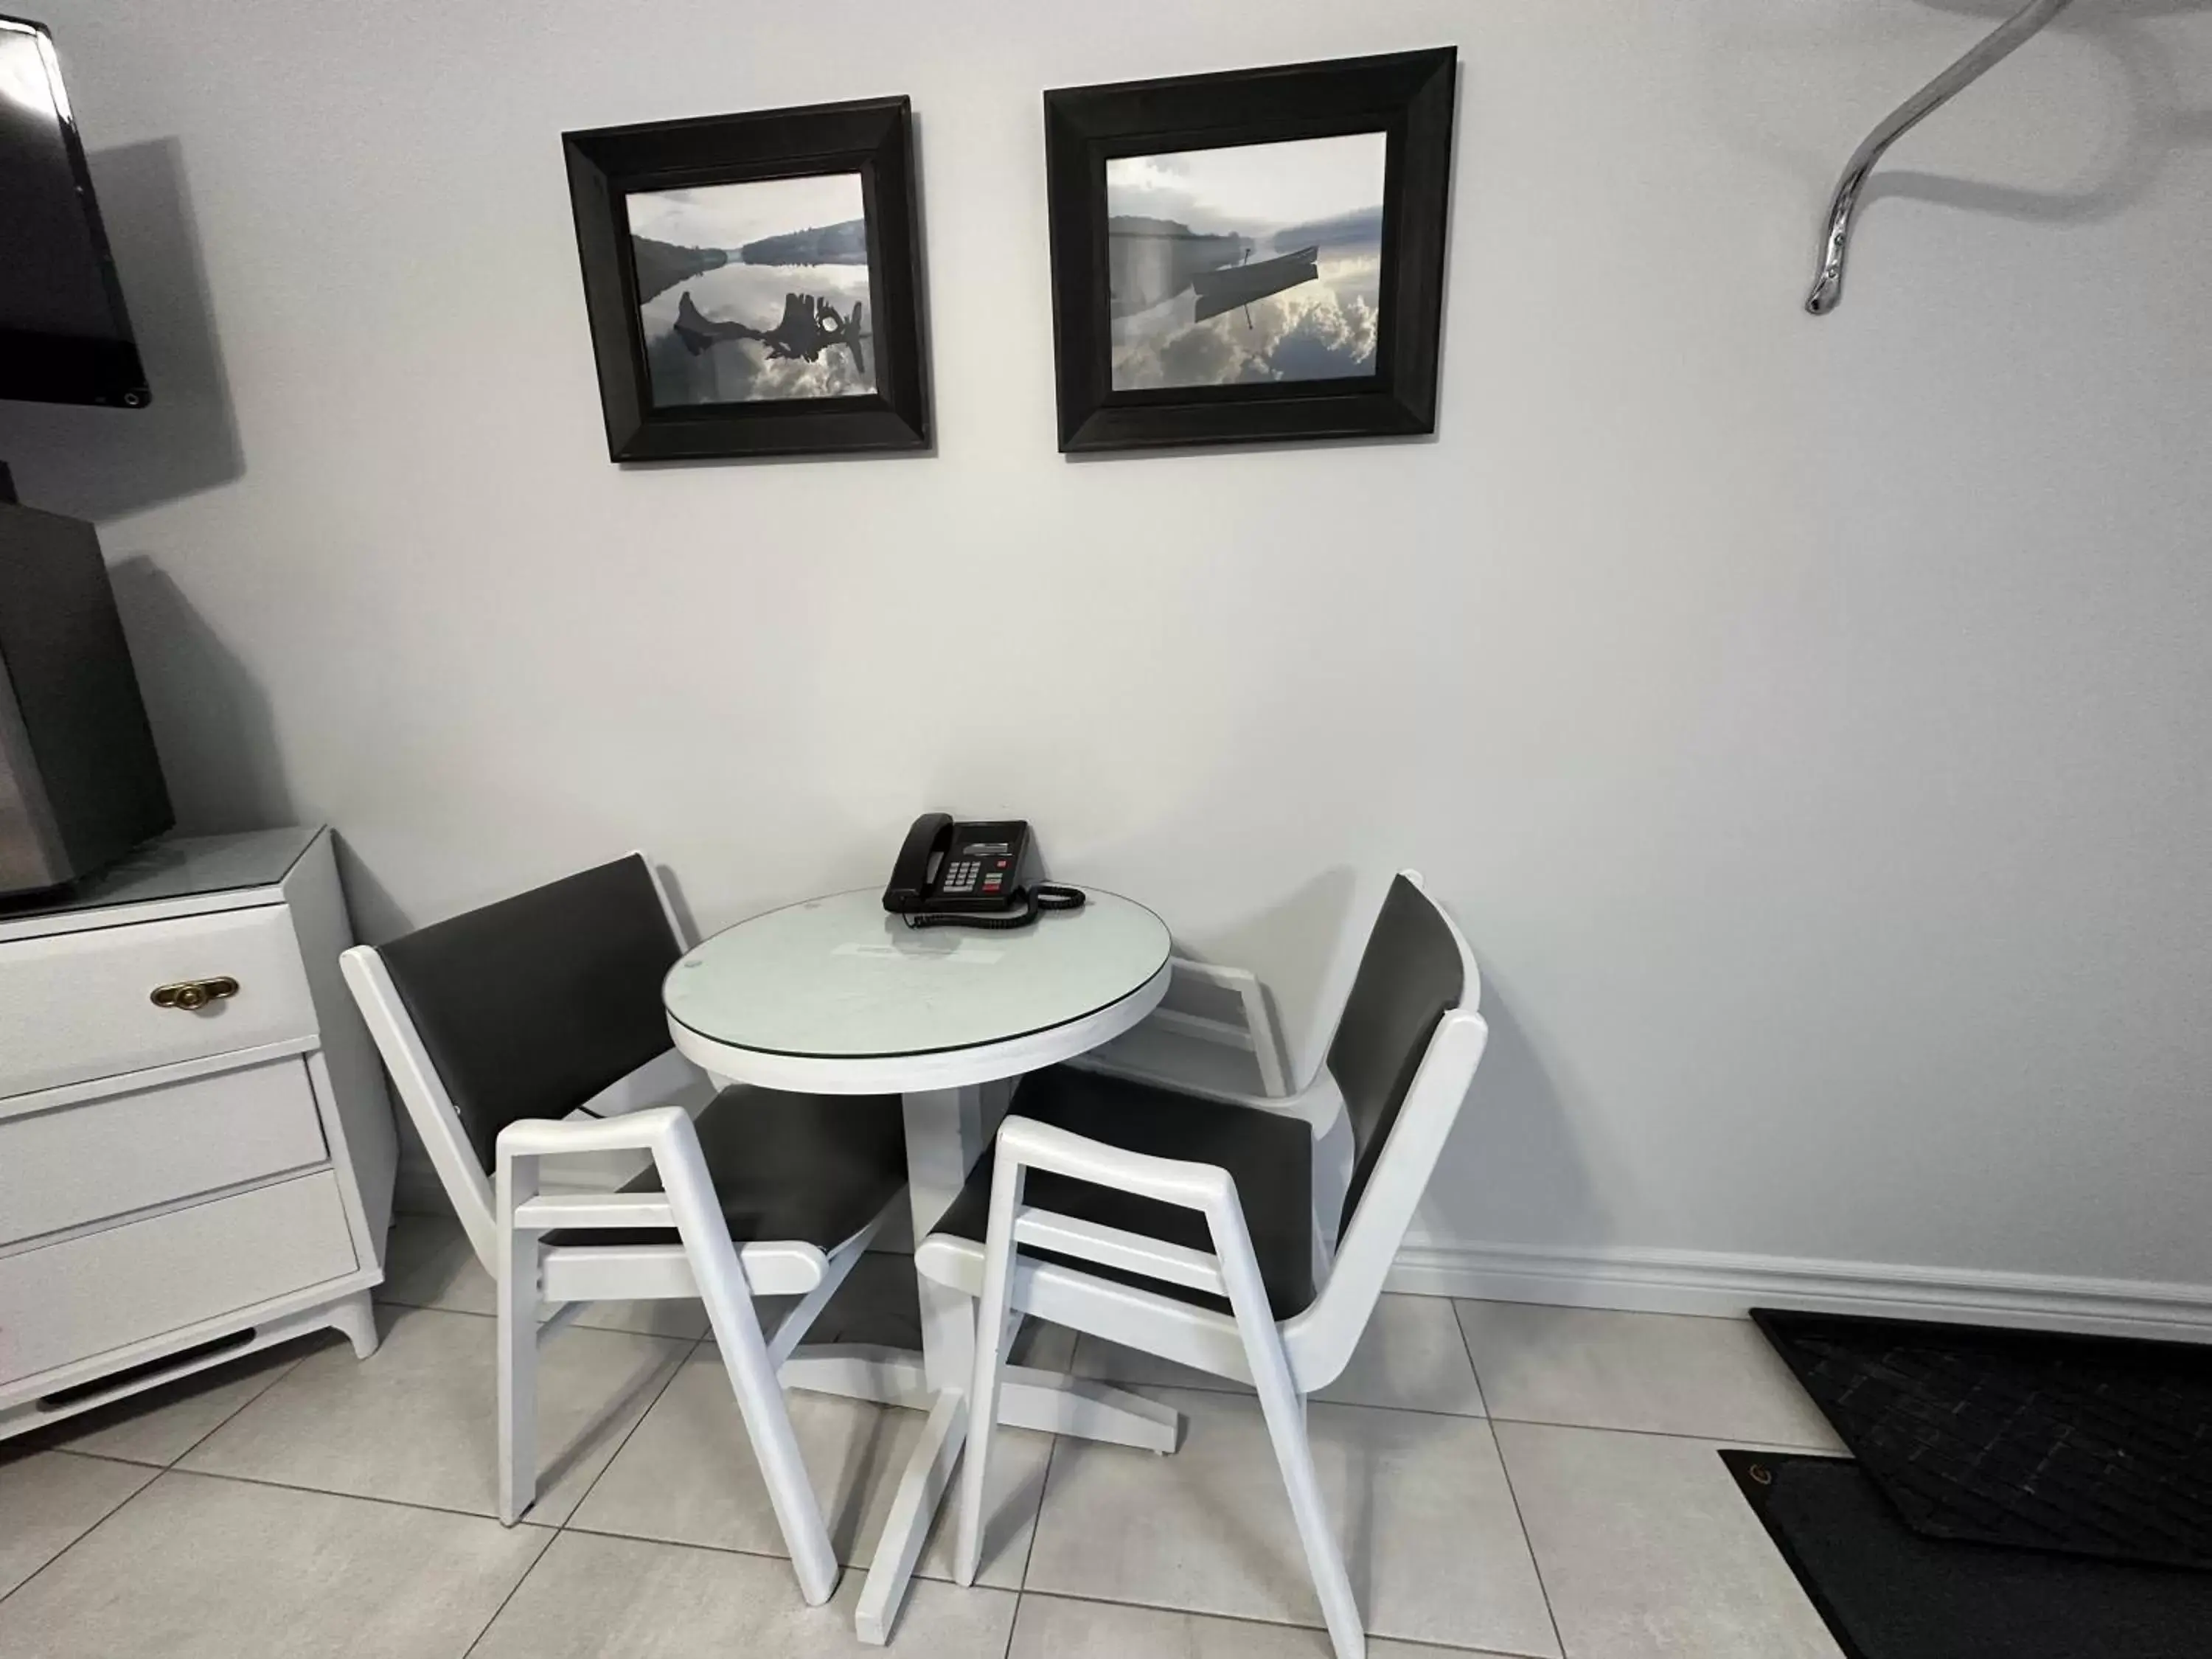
left=0, top=1214, right=1846, bottom=1658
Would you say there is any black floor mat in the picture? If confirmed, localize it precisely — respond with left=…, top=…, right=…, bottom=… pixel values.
left=1751, top=1308, right=2212, bottom=1571
left=1724, top=1451, right=2212, bottom=1659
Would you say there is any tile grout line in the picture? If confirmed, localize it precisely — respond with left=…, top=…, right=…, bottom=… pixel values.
left=1072, top=1361, right=1495, bottom=1425
left=1053, top=1368, right=1834, bottom=1447
left=1015, top=1405, right=1065, bottom=1595
left=8, top=1445, right=164, bottom=1474
left=374, top=1290, right=705, bottom=1343
left=4, top=1337, right=318, bottom=1474
left=0, top=1457, right=158, bottom=1615
left=1455, top=1309, right=1570, bottom=1659
left=1476, top=1413, right=1843, bottom=1453
left=456, top=1525, right=560, bottom=1659
left=1003, top=1406, right=1068, bottom=1659
left=1008, top=1584, right=1563, bottom=1659
left=547, top=1332, right=705, bottom=1534
left=157, top=1347, right=319, bottom=1467
left=108, top=1458, right=565, bottom=1528
left=1077, top=1366, right=1837, bottom=1447
left=554, top=1515, right=1005, bottom=1588
left=558, top=1520, right=810, bottom=1568
left=460, top=1329, right=703, bottom=1659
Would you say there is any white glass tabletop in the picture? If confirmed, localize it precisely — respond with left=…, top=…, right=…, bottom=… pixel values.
left=664, top=887, right=1172, bottom=1060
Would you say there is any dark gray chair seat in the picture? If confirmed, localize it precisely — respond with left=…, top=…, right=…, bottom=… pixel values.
left=552, top=1084, right=906, bottom=1249
left=931, top=1064, right=1315, bottom=1318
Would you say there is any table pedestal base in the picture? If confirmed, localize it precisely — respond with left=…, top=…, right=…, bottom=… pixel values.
left=779, top=1346, right=931, bottom=1408
left=783, top=1348, right=1179, bottom=1453
left=996, top=1367, right=1180, bottom=1449
left=853, top=1388, right=966, bottom=1646
left=808, top=1358, right=1179, bottom=1646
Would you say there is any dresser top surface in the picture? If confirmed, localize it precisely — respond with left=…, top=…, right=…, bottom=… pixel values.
left=0, top=828, right=322, bottom=923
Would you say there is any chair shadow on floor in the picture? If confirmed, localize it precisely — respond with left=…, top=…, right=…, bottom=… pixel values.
left=1344, top=1440, right=1380, bottom=1618
left=532, top=1338, right=686, bottom=1503
left=822, top=1399, right=900, bottom=1565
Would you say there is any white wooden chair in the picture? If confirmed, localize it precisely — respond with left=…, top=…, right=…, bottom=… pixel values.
left=341, top=854, right=906, bottom=1606
left=915, top=872, right=1486, bottom=1659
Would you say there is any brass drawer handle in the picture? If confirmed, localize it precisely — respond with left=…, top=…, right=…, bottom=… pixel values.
left=150, top=976, right=240, bottom=1012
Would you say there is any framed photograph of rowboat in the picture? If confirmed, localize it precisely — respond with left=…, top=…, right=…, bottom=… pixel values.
left=1043, top=49, right=1455, bottom=453
left=563, top=97, right=930, bottom=461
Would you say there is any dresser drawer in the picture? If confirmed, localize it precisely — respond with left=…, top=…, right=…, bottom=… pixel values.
left=0, top=1171, right=358, bottom=1388
left=0, top=1057, right=329, bottom=1248
left=0, top=905, right=316, bottom=1099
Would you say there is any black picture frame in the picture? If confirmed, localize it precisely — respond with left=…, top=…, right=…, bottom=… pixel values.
left=563, top=97, right=931, bottom=462
left=1043, top=49, right=1455, bottom=454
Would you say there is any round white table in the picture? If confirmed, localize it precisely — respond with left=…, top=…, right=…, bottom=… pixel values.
left=664, top=886, right=1177, bottom=1643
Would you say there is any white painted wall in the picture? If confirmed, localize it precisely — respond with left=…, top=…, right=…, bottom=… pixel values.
left=7, top=1, right=2210, bottom=1305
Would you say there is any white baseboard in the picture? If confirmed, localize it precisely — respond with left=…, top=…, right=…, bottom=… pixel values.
left=1387, top=1239, right=2212, bottom=1343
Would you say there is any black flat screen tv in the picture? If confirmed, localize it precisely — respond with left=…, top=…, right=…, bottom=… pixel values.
left=0, top=15, right=147, bottom=407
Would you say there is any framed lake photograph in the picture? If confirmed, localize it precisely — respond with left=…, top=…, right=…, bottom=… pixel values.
left=563, top=97, right=929, bottom=460
left=1043, top=49, right=1455, bottom=453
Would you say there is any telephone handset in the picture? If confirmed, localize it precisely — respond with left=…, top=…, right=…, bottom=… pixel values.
left=882, top=814, right=1085, bottom=930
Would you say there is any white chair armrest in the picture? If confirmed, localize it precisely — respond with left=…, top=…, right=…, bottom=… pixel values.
left=996, top=1115, right=1234, bottom=1213
left=495, top=1107, right=697, bottom=1237
left=1011, top=1208, right=1228, bottom=1297
left=984, top=1116, right=1277, bottom=1326
left=509, top=1190, right=677, bottom=1233
left=497, top=1105, right=689, bottom=1160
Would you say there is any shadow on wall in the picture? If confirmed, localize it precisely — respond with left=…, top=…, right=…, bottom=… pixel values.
left=105, top=557, right=291, bottom=835
left=1857, top=0, right=2212, bottom=230
left=329, top=835, right=442, bottom=1214
left=654, top=861, right=706, bottom=950
left=0, top=139, right=242, bottom=519
left=1190, top=864, right=1361, bottom=1088
left=331, top=840, right=414, bottom=948
left=1714, top=0, right=2212, bottom=259
left=1416, top=970, right=1606, bottom=1254
left=1200, top=869, right=1608, bottom=1254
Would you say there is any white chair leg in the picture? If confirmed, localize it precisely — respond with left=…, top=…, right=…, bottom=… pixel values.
left=495, top=1158, right=539, bottom=1528
left=1256, top=1336, right=1354, bottom=1659
left=697, top=1252, right=840, bottom=1605
left=1246, top=1324, right=1363, bottom=1659
left=657, top=1128, right=841, bottom=1606
left=953, top=1156, right=1024, bottom=1587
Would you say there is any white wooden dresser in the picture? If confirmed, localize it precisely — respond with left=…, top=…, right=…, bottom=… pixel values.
left=0, top=826, right=394, bottom=1441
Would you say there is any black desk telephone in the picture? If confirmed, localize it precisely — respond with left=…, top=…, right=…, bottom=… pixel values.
left=882, top=815, right=1085, bottom=929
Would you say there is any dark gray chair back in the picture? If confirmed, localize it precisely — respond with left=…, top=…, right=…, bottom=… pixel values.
left=378, top=855, right=681, bottom=1173
left=1325, top=874, right=1467, bottom=1228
